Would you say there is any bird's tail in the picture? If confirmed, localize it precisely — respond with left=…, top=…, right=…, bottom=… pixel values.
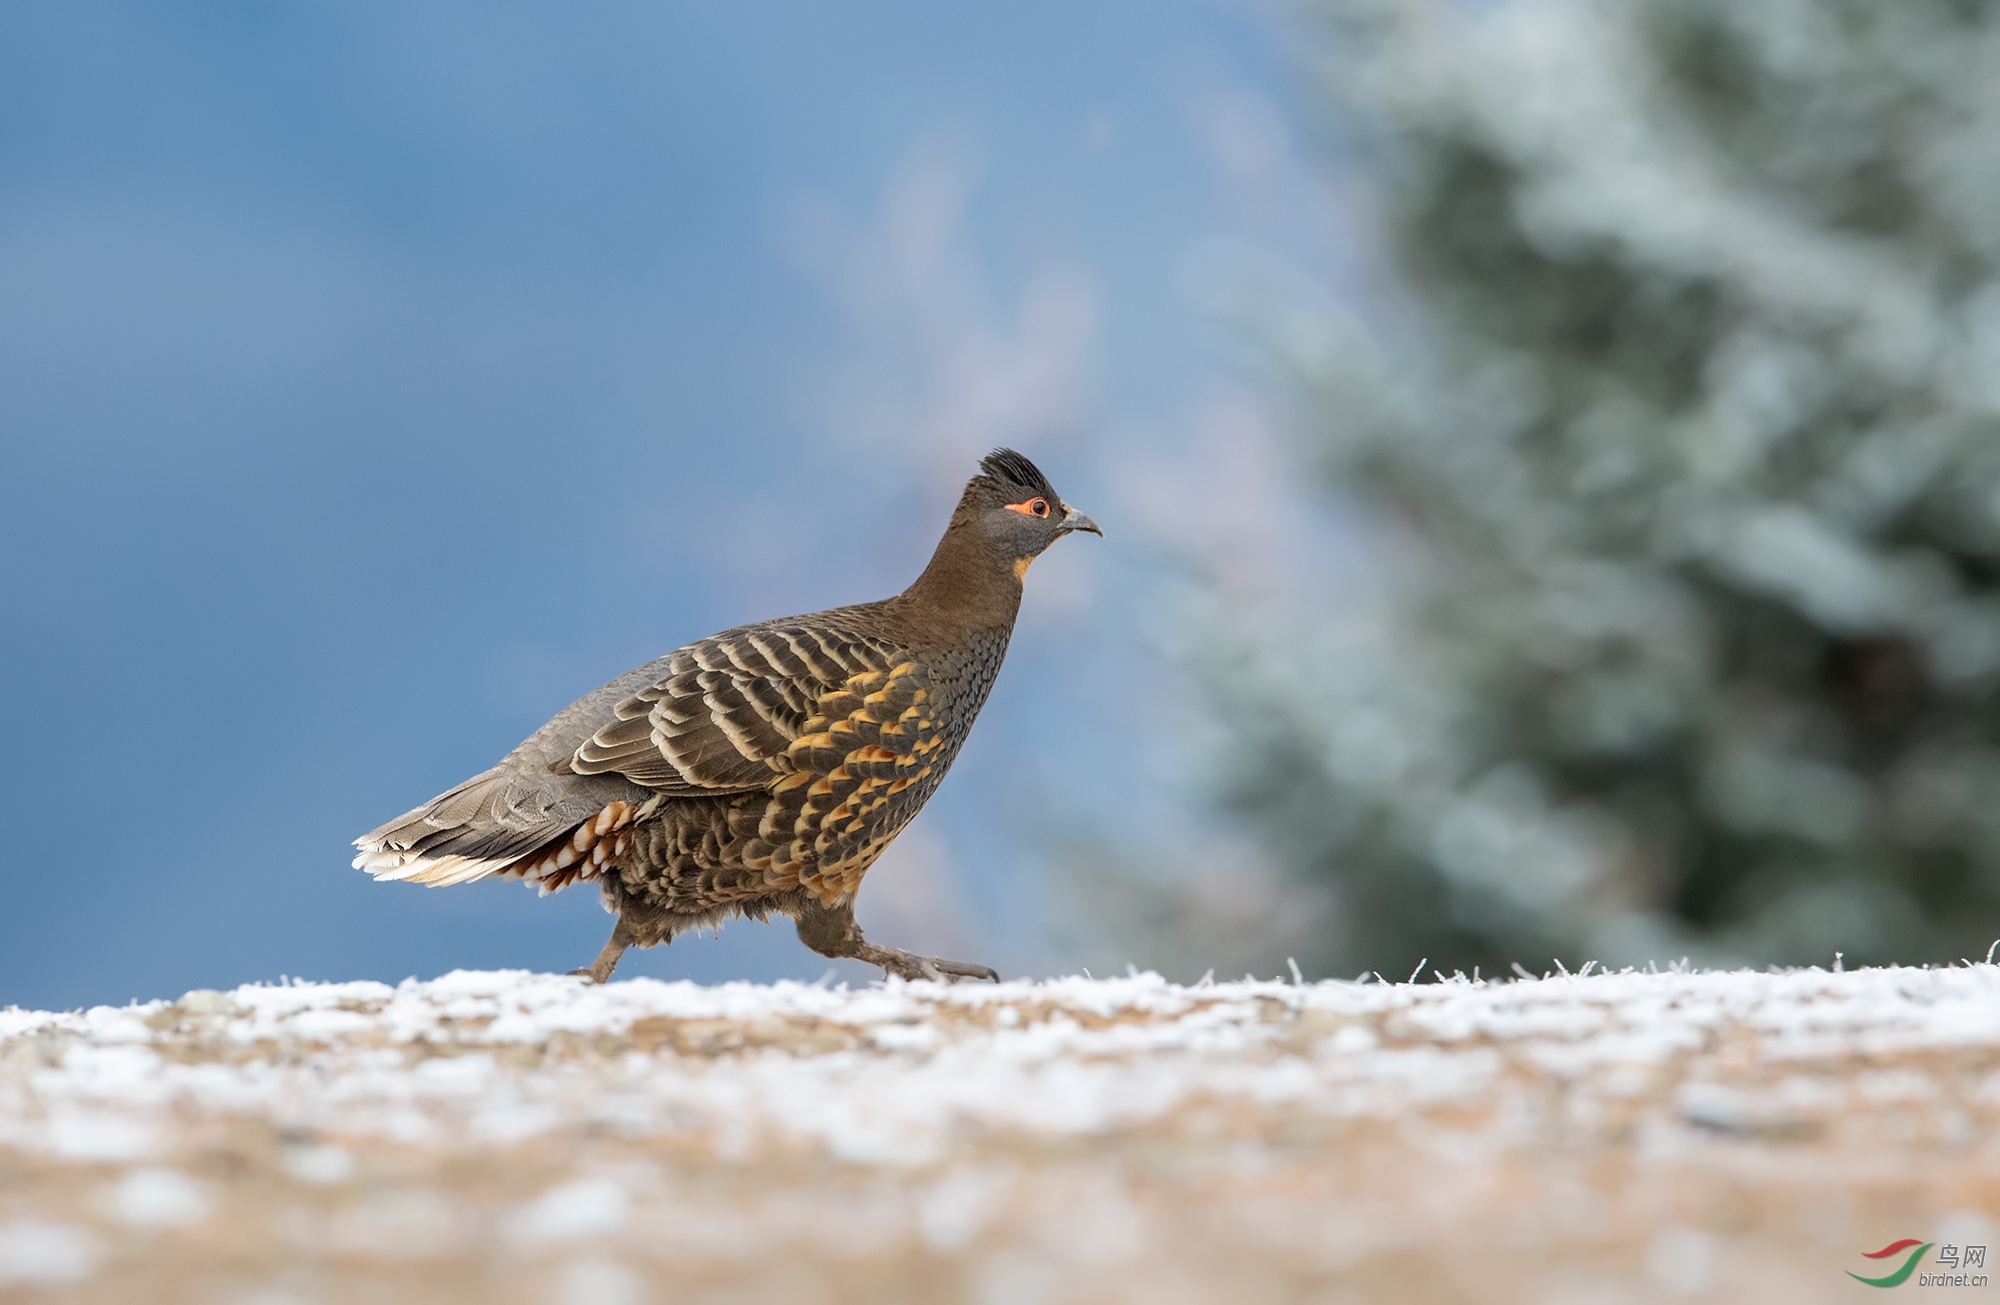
left=353, top=766, right=547, bottom=887
left=353, top=769, right=661, bottom=895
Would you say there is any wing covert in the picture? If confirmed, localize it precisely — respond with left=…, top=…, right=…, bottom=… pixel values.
left=569, top=624, right=904, bottom=795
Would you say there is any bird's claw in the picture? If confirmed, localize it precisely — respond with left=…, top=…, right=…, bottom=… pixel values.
left=875, top=949, right=999, bottom=984
left=931, top=958, right=1001, bottom=983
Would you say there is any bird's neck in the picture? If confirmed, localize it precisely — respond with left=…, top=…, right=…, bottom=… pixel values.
left=894, top=516, right=1023, bottom=637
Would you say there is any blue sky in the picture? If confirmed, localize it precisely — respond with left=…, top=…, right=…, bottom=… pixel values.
left=0, top=2, right=1349, bottom=1009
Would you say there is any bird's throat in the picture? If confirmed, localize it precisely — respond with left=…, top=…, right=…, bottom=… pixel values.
left=898, top=517, right=1027, bottom=636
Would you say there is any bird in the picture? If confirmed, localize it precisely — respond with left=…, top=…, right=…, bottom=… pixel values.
left=353, top=449, right=1100, bottom=984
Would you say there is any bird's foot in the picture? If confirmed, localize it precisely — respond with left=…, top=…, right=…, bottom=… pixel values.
left=568, top=922, right=634, bottom=984
left=863, top=945, right=999, bottom=984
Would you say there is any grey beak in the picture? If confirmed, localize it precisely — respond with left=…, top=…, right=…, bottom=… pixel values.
left=1059, top=503, right=1103, bottom=537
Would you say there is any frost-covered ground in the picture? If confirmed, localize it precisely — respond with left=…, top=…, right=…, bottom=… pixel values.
left=2, top=965, right=1997, bottom=1304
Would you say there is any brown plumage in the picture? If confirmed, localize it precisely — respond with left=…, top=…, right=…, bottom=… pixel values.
left=354, top=449, right=1100, bottom=983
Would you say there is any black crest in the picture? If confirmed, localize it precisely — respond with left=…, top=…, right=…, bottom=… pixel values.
left=975, top=448, right=1057, bottom=503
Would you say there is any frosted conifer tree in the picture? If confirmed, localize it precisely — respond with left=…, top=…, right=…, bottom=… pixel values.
left=1224, top=0, right=2000, bottom=974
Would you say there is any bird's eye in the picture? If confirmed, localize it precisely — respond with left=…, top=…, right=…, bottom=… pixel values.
left=1031, top=498, right=1049, bottom=517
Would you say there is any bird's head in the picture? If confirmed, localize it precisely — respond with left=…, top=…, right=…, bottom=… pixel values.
left=961, top=448, right=1101, bottom=580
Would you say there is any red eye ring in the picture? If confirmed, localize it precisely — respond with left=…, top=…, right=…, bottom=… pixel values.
left=1005, top=497, right=1052, bottom=519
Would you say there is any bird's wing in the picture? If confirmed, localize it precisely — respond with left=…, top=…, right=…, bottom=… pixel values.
left=568, top=623, right=908, bottom=794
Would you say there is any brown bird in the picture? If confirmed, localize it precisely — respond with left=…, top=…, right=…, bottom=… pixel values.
left=354, top=449, right=1100, bottom=984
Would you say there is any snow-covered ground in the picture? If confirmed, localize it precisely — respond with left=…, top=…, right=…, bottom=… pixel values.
left=2, top=964, right=1997, bottom=1303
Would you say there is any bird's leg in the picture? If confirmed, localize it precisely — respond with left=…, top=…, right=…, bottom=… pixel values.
left=793, top=897, right=999, bottom=983
left=568, top=917, right=634, bottom=984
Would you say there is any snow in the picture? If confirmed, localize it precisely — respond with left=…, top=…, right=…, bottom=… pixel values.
left=0, top=1219, right=99, bottom=1286
left=103, top=1169, right=210, bottom=1231
left=3, top=965, right=1997, bottom=1302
